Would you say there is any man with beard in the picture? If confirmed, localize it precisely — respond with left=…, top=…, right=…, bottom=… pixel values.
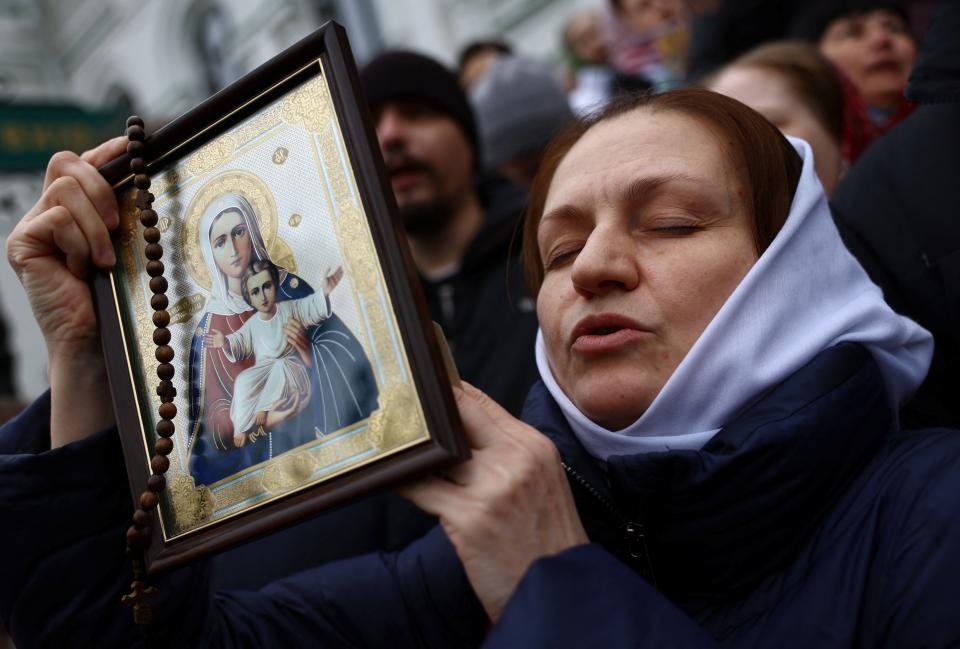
left=360, top=50, right=540, bottom=417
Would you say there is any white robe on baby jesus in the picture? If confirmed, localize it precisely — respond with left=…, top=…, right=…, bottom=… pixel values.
left=224, top=291, right=332, bottom=434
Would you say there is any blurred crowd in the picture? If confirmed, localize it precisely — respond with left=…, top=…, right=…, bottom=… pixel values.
left=457, top=0, right=932, bottom=193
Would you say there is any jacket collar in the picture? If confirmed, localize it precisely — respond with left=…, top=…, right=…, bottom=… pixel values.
left=523, top=343, right=890, bottom=601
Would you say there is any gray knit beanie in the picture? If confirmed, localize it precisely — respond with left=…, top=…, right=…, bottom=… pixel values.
left=469, top=56, right=575, bottom=170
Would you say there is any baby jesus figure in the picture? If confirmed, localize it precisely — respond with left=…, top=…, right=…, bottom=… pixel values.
left=205, top=259, right=344, bottom=448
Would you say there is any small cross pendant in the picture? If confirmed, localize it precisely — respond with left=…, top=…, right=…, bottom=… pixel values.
left=121, top=579, right=159, bottom=625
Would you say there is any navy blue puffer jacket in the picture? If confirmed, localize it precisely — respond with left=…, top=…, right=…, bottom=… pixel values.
left=2, top=343, right=959, bottom=648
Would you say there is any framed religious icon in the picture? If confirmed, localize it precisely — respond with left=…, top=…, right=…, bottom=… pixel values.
left=94, top=22, right=468, bottom=573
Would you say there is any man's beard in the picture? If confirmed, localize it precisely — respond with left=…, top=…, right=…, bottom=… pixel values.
left=385, top=150, right=457, bottom=236
left=399, top=198, right=456, bottom=236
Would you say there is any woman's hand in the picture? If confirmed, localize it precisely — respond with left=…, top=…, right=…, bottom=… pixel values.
left=205, top=329, right=226, bottom=349
left=284, top=320, right=312, bottom=368
left=398, top=383, right=589, bottom=622
left=265, top=390, right=305, bottom=429
left=6, top=137, right=127, bottom=447
left=323, top=265, right=344, bottom=296
left=233, top=430, right=248, bottom=448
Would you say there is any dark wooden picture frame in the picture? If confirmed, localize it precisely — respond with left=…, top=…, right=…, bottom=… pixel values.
left=94, top=22, right=468, bottom=574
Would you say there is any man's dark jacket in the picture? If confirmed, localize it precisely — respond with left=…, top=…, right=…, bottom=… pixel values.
left=419, top=173, right=539, bottom=417
left=2, top=344, right=960, bottom=647
left=831, top=2, right=960, bottom=428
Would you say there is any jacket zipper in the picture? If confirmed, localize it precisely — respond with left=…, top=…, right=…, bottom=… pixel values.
left=561, top=461, right=658, bottom=587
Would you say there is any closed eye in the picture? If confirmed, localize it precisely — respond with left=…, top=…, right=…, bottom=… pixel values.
left=545, top=247, right=582, bottom=270
left=652, top=225, right=700, bottom=235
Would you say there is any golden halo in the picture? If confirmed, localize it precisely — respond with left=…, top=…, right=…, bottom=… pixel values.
left=181, top=170, right=279, bottom=291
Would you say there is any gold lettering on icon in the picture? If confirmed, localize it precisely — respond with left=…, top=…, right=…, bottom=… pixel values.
left=272, top=147, right=289, bottom=164
left=168, top=293, right=206, bottom=325
left=288, top=213, right=302, bottom=227
left=157, top=216, right=172, bottom=233
left=152, top=168, right=189, bottom=197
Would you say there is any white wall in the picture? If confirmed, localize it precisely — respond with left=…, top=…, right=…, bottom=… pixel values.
left=372, top=0, right=605, bottom=67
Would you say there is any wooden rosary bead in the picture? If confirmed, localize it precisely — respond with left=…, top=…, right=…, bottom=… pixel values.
left=154, top=437, right=174, bottom=455
left=143, top=227, right=160, bottom=244
left=134, top=174, right=151, bottom=190
left=150, top=293, right=168, bottom=311
left=127, top=124, right=145, bottom=141
left=139, top=208, right=158, bottom=228
left=150, top=455, right=169, bottom=474
left=126, top=116, right=144, bottom=129
left=156, top=363, right=174, bottom=381
left=147, top=474, right=166, bottom=493
left=130, top=157, right=145, bottom=173
left=135, top=189, right=154, bottom=207
left=152, top=328, right=171, bottom=346
left=149, top=276, right=167, bottom=294
left=132, top=508, right=150, bottom=528
left=144, top=243, right=163, bottom=261
left=139, top=491, right=159, bottom=511
left=155, top=345, right=174, bottom=364
left=127, top=140, right=145, bottom=157
left=146, top=260, right=164, bottom=277
left=126, top=525, right=147, bottom=548
left=152, top=310, right=170, bottom=328
left=158, top=402, right=177, bottom=420
left=155, top=420, right=175, bottom=439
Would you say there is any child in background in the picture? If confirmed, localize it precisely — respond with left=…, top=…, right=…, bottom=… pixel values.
left=607, top=0, right=690, bottom=91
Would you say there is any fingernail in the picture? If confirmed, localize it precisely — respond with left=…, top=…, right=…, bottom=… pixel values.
left=103, top=248, right=117, bottom=267
left=105, top=208, right=119, bottom=228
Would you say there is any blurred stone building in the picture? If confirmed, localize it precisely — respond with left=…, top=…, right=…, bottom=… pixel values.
left=0, top=0, right=594, bottom=401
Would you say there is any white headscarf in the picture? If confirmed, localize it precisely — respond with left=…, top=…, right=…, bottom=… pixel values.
left=198, top=193, right=271, bottom=316
left=536, top=136, right=933, bottom=459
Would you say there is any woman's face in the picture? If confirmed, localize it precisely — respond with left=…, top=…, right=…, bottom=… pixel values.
left=618, top=0, right=685, bottom=34
left=209, top=210, right=253, bottom=280
left=709, top=67, right=842, bottom=195
left=536, top=110, right=758, bottom=429
left=819, top=9, right=916, bottom=110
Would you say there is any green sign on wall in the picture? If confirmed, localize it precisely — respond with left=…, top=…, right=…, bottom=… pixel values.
left=0, top=104, right=125, bottom=171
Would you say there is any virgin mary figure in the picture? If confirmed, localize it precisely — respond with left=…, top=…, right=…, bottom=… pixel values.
left=187, top=193, right=379, bottom=486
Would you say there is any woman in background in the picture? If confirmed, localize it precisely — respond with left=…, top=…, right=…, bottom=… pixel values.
left=708, top=41, right=844, bottom=195
left=792, top=0, right=918, bottom=164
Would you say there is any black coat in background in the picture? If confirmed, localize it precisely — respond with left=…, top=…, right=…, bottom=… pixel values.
left=419, top=173, right=539, bottom=418
left=831, top=1, right=960, bottom=428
